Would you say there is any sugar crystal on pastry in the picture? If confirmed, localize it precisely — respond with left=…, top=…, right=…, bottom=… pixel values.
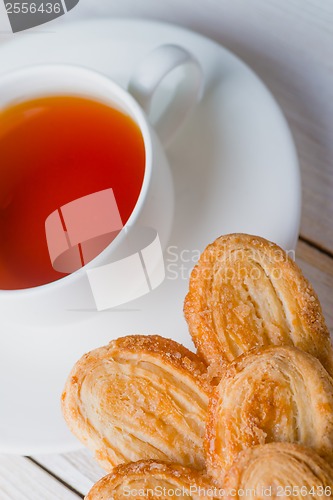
left=184, top=233, right=333, bottom=377
left=62, top=335, right=210, bottom=471
left=206, top=345, right=333, bottom=480
left=223, top=443, right=333, bottom=499
left=85, top=460, right=218, bottom=499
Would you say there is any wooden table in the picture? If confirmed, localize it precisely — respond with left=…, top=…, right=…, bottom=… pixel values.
left=1, top=0, right=332, bottom=498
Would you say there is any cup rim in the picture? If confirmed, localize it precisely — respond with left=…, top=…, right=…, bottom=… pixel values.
left=0, top=63, right=153, bottom=296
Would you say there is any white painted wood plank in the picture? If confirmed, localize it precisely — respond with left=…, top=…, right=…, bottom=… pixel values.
left=297, top=240, right=333, bottom=336
left=32, top=449, right=105, bottom=497
left=0, top=455, right=82, bottom=500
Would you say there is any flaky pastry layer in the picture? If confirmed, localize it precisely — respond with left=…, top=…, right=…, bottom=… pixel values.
left=223, top=443, right=333, bottom=499
left=85, top=460, right=217, bottom=499
left=62, top=335, right=210, bottom=471
left=184, top=233, right=333, bottom=378
left=206, top=345, right=333, bottom=480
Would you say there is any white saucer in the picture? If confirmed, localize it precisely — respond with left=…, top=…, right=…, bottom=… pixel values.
left=0, top=19, right=301, bottom=454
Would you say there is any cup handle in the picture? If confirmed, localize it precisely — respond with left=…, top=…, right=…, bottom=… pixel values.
left=128, top=44, right=204, bottom=148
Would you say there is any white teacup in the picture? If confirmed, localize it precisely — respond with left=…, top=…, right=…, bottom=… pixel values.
left=0, top=44, right=203, bottom=326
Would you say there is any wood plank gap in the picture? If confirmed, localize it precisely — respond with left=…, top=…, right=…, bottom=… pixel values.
left=299, top=235, right=333, bottom=260
left=26, top=457, right=85, bottom=499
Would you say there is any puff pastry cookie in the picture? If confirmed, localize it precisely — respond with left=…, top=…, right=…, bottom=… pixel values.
left=62, top=335, right=210, bottom=471
left=223, top=443, right=333, bottom=499
left=206, top=345, right=333, bottom=479
left=85, top=460, right=216, bottom=499
left=184, top=233, right=333, bottom=377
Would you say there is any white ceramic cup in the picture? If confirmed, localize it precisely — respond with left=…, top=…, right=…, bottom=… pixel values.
left=0, top=44, right=203, bottom=326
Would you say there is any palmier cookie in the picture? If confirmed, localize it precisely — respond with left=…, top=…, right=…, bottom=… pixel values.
left=85, top=460, right=217, bottom=499
left=184, top=233, right=333, bottom=377
left=206, top=345, right=333, bottom=480
left=62, top=335, right=210, bottom=471
left=222, top=443, right=333, bottom=499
